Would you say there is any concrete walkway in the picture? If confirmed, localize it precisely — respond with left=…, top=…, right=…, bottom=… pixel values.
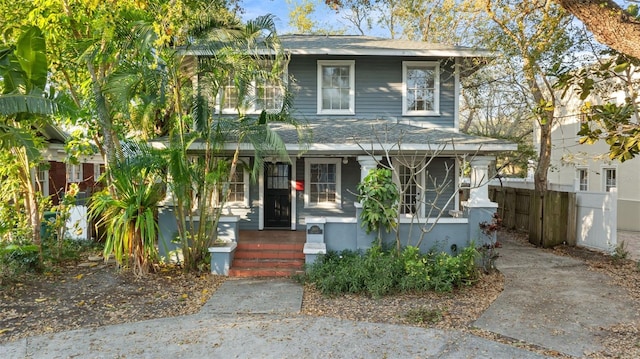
left=475, top=235, right=640, bottom=357
left=1, top=277, right=547, bottom=359
left=2, top=237, right=638, bottom=358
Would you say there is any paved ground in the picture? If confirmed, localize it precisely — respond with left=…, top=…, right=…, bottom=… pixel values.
left=475, top=236, right=640, bottom=357
left=618, top=230, right=640, bottom=261
left=2, top=235, right=639, bottom=358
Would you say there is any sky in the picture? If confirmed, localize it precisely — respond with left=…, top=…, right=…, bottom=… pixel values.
left=239, top=0, right=358, bottom=35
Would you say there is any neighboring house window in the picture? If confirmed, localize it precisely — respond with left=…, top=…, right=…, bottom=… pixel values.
left=576, top=168, right=588, bottom=191
left=305, top=158, right=341, bottom=208
left=398, top=163, right=424, bottom=215
left=402, top=61, right=440, bottom=116
left=317, top=60, right=355, bottom=114
left=67, top=164, right=83, bottom=183
left=603, top=168, right=617, bottom=192
left=36, top=167, right=49, bottom=197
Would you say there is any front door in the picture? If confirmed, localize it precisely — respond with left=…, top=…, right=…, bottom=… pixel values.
left=264, top=162, right=291, bottom=228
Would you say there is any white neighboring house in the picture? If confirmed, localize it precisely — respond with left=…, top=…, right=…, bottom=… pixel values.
left=544, top=70, right=640, bottom=231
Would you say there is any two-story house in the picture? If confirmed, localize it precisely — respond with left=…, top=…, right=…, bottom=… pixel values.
left=548, top=71, right=640, bottom=232
left=159, top=35, right=516, bottom=275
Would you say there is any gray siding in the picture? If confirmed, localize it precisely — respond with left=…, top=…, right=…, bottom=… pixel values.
left=288, top=55, right=456, bottom=127
left=423, top=157, right=456, bottom=214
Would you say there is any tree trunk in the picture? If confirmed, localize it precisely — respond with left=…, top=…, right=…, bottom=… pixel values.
left=556, top=0, right=640, bottom=59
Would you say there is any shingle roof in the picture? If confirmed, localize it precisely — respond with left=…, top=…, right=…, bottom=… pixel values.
left=278, top=35, right=493, bottom=58
left=269, top=119, right=515, bottom=154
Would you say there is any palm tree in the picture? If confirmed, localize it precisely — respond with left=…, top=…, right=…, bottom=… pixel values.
left=165, top=14, right=306, bottom=271
left=0, top=26, right=62, bottom=255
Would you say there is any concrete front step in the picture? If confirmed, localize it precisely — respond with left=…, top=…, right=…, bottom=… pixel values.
left=228, top=267, right=305, bottom=278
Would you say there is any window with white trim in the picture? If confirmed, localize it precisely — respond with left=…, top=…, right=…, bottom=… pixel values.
left=220, top=75, right=240, bottom=113
left=576, top=168, right=588, bottom=191
left=36, top=167, right=49, bottom=196
left=397, top=162, right=425, bottom=216
left=603, top=168, right=617, bottom=192
left=402, top=61, right=440, bottom=116
left=217, top=158, right=250, bottom=207
left=216, top=65, right=286, bottom=114
left=67, top=164, right=83, bottom=183
left=305, top=158, right=341, bottom=208
left=256, top=77, right=284, bottom=112
left=317, top=60, right=355, bottom=114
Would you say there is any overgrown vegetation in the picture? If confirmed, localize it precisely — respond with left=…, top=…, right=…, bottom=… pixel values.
left=0, top=237, right=102, bottom=284
left=305, top=245, right=478, bottom=298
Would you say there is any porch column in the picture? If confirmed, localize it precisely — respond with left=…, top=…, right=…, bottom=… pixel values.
left=466, top=156, right=498, bottom=245
left=468, top=156, right=495, bottom=207
left=357, top=156, right=382, bottom=180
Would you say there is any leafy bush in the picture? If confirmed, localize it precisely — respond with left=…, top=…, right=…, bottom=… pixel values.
left=0, top=243, right=41, bottom=279
left=306, top=245, right=478, bottom=297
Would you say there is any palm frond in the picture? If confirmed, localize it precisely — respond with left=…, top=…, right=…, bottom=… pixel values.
left=0, top=92, right=58, bottom=116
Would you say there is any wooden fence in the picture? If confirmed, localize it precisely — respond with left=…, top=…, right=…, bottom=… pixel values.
left=489, top=186, right=576, bottom=248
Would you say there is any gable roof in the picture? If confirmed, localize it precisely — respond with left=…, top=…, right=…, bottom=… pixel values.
left=278, top=35, right=493, bottom=58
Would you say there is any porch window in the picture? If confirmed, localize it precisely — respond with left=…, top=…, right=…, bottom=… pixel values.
left=398, top=163, right=424, bottom=215
left=317, top=60, right=355, bottom=114
left=305, top=158, right=341, bottom=208
left=576, top=168, right=588, bottom=191
left=67, top=164, right=83, bottom=183
left=603, top=168, right=616, bottom=192
left=402, top=61, right=440, bottom=116
left=219, top=158, right=250, bottom=207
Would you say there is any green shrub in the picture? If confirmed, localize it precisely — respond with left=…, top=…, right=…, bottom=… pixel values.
left=306, top=244, right=479, bottom=297
left=0, top=243, right=41, bottom=277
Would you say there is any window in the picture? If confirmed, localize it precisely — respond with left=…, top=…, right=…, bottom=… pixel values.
left=604, top=168, right=617, bottom=192
left=218, top=159, right=250, bottom=207
left=305, top=158, right=341, bottom=208
left=317, top=60, right=355, bottom=114
left=36, top=167, right=49, bottom=196
left=67, top=164, right=83, bottom=183
left=220, top=75, right=240, bottom=113
left=216, top=65, right=286, bottom=114
left=576, top=168, right=588, bottom=191
left=256, top=78, right=284, bottom=112
left=397, top=163, right=424, bottom=215
left=402, top=61, right=440, bottom=116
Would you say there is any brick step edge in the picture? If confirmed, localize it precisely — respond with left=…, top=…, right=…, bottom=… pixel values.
left=234, top=251, right=305, bottom=260
left=236, top=243, right=304, bottom=251
left=228, top=268, right=305, bottom=278
left=232, top=259, right=305, bottom=268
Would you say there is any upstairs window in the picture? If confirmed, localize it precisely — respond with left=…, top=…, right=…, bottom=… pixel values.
left=214, top=65, right=286, bottom=114
left=256, top=78, right=284, bottom=112
left=317, top=60, right=355, bottom=115
left=402, top=61, right=440, bottom=116
left=576, top=168, right=588, bottom=191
